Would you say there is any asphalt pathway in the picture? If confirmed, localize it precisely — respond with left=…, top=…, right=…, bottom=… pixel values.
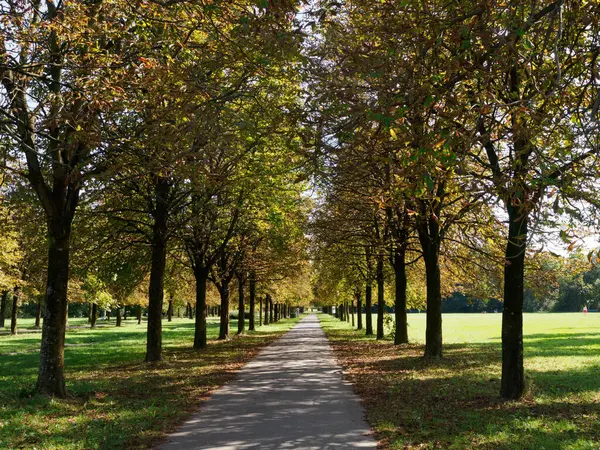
left=159, top=314, right=377, bottom=450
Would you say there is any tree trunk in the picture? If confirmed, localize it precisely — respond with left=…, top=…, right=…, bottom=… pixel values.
left=351, top=303, right=355, bottom=327
left=264, top=295, right=269, bottom=325
left=35, top=298, right=42, bottom=328
left=91, top=303, right=97, bottom=328
left=137, top=305, right=143, bottom=324
left=88, top=302, right=92, bottom=324
left=419, top=224, right=443, bottom=359
left=237, top=275, right=245, bottom=334
left=0, top=290, right=8, bottom=328
left=249, top=272, right=256, bottom=331
left=365, top=282, right=373, bottom=336
left=263, top=294, right=269, bottom=325
left=10, top=287, right=19, bottom=335
left=123, top=308, right=127, bottom=320
left=376, top=254, right=385, bottom=339
left=501, top=208, right=527, bottom=399
left=145, top=177, right=170, bottom=363
left=167, top=297, right=173, bottom=322
left=36, top=228, right=70, bottom=398
left=116, top=307, right=122, bottom=327
left=393, top=248, right=409, bottom=345
left=218, top=282, right=230, bottom=340
left=269, top=296, right=274, bottom=324
left=356, top=291, right=362, bottom=330
left=193, top=266, right=209, bottom=350
left=259, top=295, right=263, bottom=326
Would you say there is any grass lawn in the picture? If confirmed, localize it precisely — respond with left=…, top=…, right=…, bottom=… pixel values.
left=320, top=312, right=600, bottom=450
left=0, top=315, right=301, bottom=449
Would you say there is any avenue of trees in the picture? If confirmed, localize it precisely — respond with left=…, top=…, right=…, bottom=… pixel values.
left=307, top=0, right=600, bottom=400
left=1, top=0, right=310, bottom=398
left=0, top=0, right=599, bottom=403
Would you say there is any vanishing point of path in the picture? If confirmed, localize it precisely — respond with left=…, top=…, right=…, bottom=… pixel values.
left=159, top=314, right=377, bottom=450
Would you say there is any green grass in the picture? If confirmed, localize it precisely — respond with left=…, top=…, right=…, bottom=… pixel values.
left=0, top=315, right=301, bottom=449
left=320, top=312, right=600, bottom=450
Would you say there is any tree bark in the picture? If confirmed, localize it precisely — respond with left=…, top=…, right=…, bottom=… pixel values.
left=10, top=287, right=19, bottom=335
left=259, top=295, right=263, bottom=326
left=356, top=291, right=362, bottom=330
left=88, top=302, right=92, bottom=324
left=418, top=219, right=443, bottom=359
left=376, top=254, right=385, bottom=339
left=35, top=298, right=42, bottom=329
left=145, top=177, right=170, bottom=363
left=0, top=290, right=8, bottom=328
left=501, top=207, right=527, bottom=399
left=393, top=247, right=409, bottom=345
left=264, top=295, right=269, bottom=325
left=193, top=266, right=209, bottom=349
left=365, top=282, right=373, bottom=336
left=218, top=282, right=230, bottom=340
left=36, top=228, right=70, bottom=398
left=91, top=303, right=97, bottom=328
left=137, top=304, right=142, bottom=324
left=115, top=307, right=122, bottom=327
left=249, top=272, right=256, bottom=331
left=269, top=295, right=274, bottom=324
left=167, top=297, right=174, bottom=322
left=237, top=274, right=245, bottom=334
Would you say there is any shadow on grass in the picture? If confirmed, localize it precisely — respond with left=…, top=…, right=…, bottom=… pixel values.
left=319, top=315, right=600, bottom=450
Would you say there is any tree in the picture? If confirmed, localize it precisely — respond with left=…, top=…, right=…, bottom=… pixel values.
left=458, top=0, right=600, bottom=398
left=82, top=274, right=113, bottom=328
left=0, top=0, right=144, bottom=397
left=0, top=197, right=22, bottom=328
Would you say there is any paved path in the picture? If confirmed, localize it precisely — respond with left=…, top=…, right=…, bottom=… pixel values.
left=159, top=314, right=377, bottom=450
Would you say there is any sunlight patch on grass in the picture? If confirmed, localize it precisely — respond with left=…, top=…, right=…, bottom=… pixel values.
left=320, top=312, right=600, bottom=450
